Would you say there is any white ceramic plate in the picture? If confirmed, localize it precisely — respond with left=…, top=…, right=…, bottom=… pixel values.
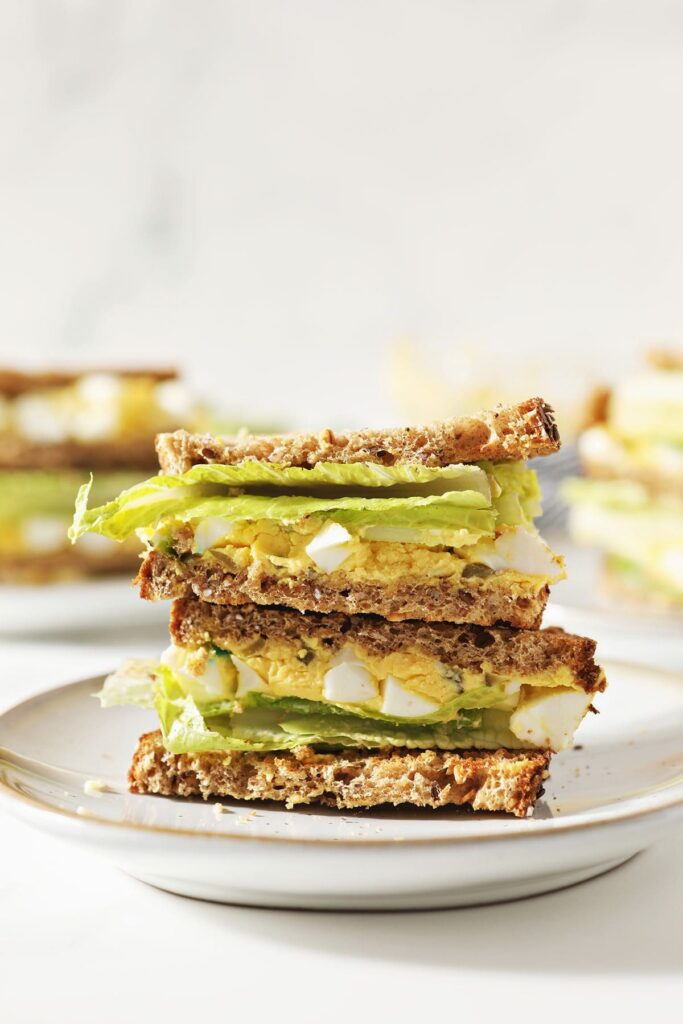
left=2, top=661, right=683, bottom=910
left=0, top=577, right=167, bottom=636
left=547, top=537, right=681, bottom=670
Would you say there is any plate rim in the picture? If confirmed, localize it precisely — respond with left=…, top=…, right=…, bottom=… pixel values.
left=2, top=664, right=683, bottom=848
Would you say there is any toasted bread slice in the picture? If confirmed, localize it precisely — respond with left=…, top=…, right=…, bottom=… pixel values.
left=129, top=730, right=551, bottom=817
left=156, top=397, right=560, bottom=475
left=0, top=436, right=162, bottom=472
left=137, top=548, right=550, bottom=628
left=170, top=597, right=606, bottom=694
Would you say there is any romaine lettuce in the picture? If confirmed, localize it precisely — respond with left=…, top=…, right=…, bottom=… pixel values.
left=70, top=460, right=541, bottom=544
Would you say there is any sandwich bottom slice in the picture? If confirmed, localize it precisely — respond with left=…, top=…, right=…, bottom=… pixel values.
left=104, top=598, right=605, bottom=818
left=130, top=731, right=551, bottom=818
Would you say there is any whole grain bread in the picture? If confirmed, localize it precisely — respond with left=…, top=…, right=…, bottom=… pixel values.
left=156, top=397, right=560, bottom=475
left=137, top=549, right=550, bottom=628
left=129, top=730, right=551, bottom=817
left=0, top=367, right=177, bottom=397
left=0, top=435, right=162, bottom=471
left=170, top=597, right=605, bottom=693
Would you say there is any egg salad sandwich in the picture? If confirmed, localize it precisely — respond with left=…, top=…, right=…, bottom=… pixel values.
left=103, top=597, right=604, bottom=818
left=70, top=397, right=565, bottom=627
left=71, top=397, right=606, bottom=818
left=0, top=367, right=196, bottom=582
left=564, top=349, right=683, bottom=608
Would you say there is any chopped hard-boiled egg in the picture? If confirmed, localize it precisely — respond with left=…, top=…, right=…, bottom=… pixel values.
left=509, top=687, right=592, bottom=751
left=380, top=675, right=440, bottom=718
left=13, top=394, right=69, bottom=443
left=232, top=654, right=268, bottom=696
left=305, top=522, right=352, bottom=572
left=323, top=648, right=379, bottom=703
left=193, top=517, right=237, bottom=554
left=478, top=528, right=562, bottom=578
left=160, top=644, right=235, bottom=700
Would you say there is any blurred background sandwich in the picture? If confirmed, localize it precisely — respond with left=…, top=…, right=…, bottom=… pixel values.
left=563, top=350, right=683, bottom=610
left=0, top=367, right=198, bottom=582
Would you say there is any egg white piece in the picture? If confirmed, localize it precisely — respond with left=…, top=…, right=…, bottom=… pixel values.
left=13, top=394, right=69, bottom=443
left=232, top=655, right=268, bottom=696
left=155, top=379, right=193, bottom=419
left=478, top=528, right=561, bottom=578
left=193, top=517, right=237, bottom=554
left=323, top=648, right=379, bottom=703
left=509, top=688, right=592, bottom=751
left=380, top=676, right=439, bottom=719
left=160, top=643, right=234, bottom=699
left=305, top=522, right=352, bottom=572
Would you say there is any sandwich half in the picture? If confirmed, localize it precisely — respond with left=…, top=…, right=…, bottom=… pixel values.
left=106, top=597, right=606, bottom=817
left=71, top=397, right=565, bottom=626
left=0, top=368, right=198, bottom=582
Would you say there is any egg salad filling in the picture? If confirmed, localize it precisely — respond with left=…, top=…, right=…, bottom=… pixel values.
left=70, top=458, right=565, bottom=588
left=0, top=470, right=141, bottom=558
left=101, top=638, right=595, bottom=754
left=563, top=479, right=683, bottom=601
left=0, top=373, right=194, bottom=444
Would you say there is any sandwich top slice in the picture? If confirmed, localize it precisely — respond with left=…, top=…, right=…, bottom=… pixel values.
left=109, top=597, right=605, bottom=817
left=70, top=397, right=565, bottom=627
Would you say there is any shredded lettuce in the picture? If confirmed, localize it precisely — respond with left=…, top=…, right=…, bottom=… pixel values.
left=71, top=460, right=540, bottom=544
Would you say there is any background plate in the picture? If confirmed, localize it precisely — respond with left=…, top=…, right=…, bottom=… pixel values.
left=1, top=661, right=683, bottom=909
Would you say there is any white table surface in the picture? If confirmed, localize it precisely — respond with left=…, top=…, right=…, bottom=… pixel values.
left=2, top=616, right=683, bottom=1024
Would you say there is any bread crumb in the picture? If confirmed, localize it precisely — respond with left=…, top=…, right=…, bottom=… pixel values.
left=76, top=806, right=90, bottom=817
left=213, top=803, right=228, bottom=818
left=83, top=778, right=109, bottom=797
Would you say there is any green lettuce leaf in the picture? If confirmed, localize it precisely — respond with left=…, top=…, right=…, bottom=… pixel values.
left=0, top=470, right=142, bottom=521
left=561, top=477, right=653, bottom=510
left=98, top=659, right=158, bottom=709
left=71, top=473, right=498, bottom=543
left=71, top=458, right=542, bottom=545
left=489, top=461, right=542, bottom=524
left=150, top=668, right=522, bottom=752
left=156, top=690, right=526, bottom=753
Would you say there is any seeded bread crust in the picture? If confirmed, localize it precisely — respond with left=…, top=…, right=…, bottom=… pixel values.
left=129, top=730, right=551, bottom=818
left=170, top=597, right=605, bottom=693
left=0, top=435, right=164, bottom=471
left=156, top=398, right=560, bottom=475
left=0, top=367, right=177, bottom=397
left=137, top=549, right=549, bottom=628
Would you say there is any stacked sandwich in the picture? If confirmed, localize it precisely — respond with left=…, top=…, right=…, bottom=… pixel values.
left=564, top=349, right=683, bottom=609
left=0, top=368, right=194, bottom=582
left=72, top=398, right=605, bottom=817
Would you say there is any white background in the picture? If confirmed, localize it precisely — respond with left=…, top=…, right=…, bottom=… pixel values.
left=2, top=5, right=683, bottom=1021
left=1, top=2, right=683, bottom=426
